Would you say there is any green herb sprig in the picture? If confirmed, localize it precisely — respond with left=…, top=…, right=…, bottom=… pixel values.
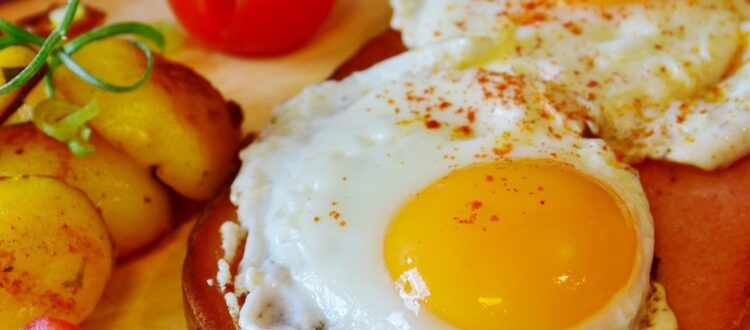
left=0, top=0, right=164, bottom=156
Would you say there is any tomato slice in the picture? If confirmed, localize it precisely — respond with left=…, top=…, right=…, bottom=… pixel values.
left=168, top=0, right=336, bottom=55
left=22, top=317, right=80, bottom=330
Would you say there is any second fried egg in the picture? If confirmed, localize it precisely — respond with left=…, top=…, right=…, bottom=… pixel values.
left=392, top=0, right=750, bottom=169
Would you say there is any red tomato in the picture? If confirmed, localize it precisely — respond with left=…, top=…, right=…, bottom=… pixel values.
left=22, top=317, right=80, bottom=330
left=168, top=0, right=336, bottom=55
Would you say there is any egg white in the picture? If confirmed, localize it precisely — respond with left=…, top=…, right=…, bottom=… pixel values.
left=392, top=0, right=750, bottom=169
left=229, top=40, right=654, bottom=329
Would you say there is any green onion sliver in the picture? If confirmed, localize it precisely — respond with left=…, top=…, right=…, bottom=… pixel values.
left=0, top=20, right=46, bottom=46
left=0, top=0, right=80, bottom=95
left=68, top=136, right=95, bottom=157
left=57, top=39, right=155, bottom=93
left=0, top=31, right=63, bottom=94
left=32, top=98, right=99, bottom=157
left=64, top=22, right=165, bottom=54
left=32, top=98, right=98, bottom=143
left=33, top=98, right=80, bottom=140
left=59, top=99, right=99, bottom=128
left=0, top=36, right=28, bottom=50
left=56, top=0, right=80, bottom=35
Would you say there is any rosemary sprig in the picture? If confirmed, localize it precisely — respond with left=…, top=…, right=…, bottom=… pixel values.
left=0, top=0, right=164, bottom=156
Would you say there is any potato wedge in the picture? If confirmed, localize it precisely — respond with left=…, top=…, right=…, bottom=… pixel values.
left=52, top=38, right=241, bottom=200
left=0, top=124, right=173, bottom=257
left=0, top=176, right=113, bottom=328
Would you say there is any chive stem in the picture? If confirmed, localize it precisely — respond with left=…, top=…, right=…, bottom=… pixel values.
left=0, top=31, right=62, bottom=94
left=0, top=0, right=164, bottom=157
left=0, top=0, right=163, bottom=95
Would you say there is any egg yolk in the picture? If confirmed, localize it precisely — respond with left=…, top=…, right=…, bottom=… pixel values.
left=384, top=159, right=639, bottom=329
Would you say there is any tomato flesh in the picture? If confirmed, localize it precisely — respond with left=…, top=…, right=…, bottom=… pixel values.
left=168, top=0, right=336, bottom=55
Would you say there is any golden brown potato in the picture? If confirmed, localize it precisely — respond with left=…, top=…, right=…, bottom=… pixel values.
left=0, top=124, right=173, bottom=257
left=4, top=82, right=46, bottom=125
left=66, top=134, right=173, bottom=256
left=0, top=176, right=113, bottom=328
left=0, top=46, right=37, bottom=122
left=52, top=38, right=241, bottom=200
left=0, top=123, right=69, bottom=178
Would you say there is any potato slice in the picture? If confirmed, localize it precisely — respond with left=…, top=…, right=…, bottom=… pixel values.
left=0, top=123, right=69, bottom=178
left=0, top=46, right=36, bottom=120
left=53, top=38, right=241, bottom=200
left=0, top=176, right=113, bottom=328
left=66, top=134, right=173, bottom=256
left=0, top=124, right=173, bottom=257
left=4, top=82, right=46, bottom=125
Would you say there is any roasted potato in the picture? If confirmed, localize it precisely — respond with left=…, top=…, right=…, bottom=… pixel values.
left=0, top=124, right=173, bottom=257
left=52, top=38, right=241, bottom=200
left=0, top=124, right=68, bottom=178
left=66, top=134, right=173, bottom=256
left=0, top=46, right=36, bottom=118
left=4, top=82, right=46, bottom=125
left=0, top=176, right=113, bottom=328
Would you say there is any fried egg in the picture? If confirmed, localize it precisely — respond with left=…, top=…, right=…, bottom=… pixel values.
left=228, top=39, right=661, bottom=329
left=392, top=0, right=750, bottom=169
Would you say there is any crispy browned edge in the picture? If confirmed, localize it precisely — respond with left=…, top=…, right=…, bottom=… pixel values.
left=183, top=190, right=238, bottom=330
left=182, top=29, right=406, bottom=330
